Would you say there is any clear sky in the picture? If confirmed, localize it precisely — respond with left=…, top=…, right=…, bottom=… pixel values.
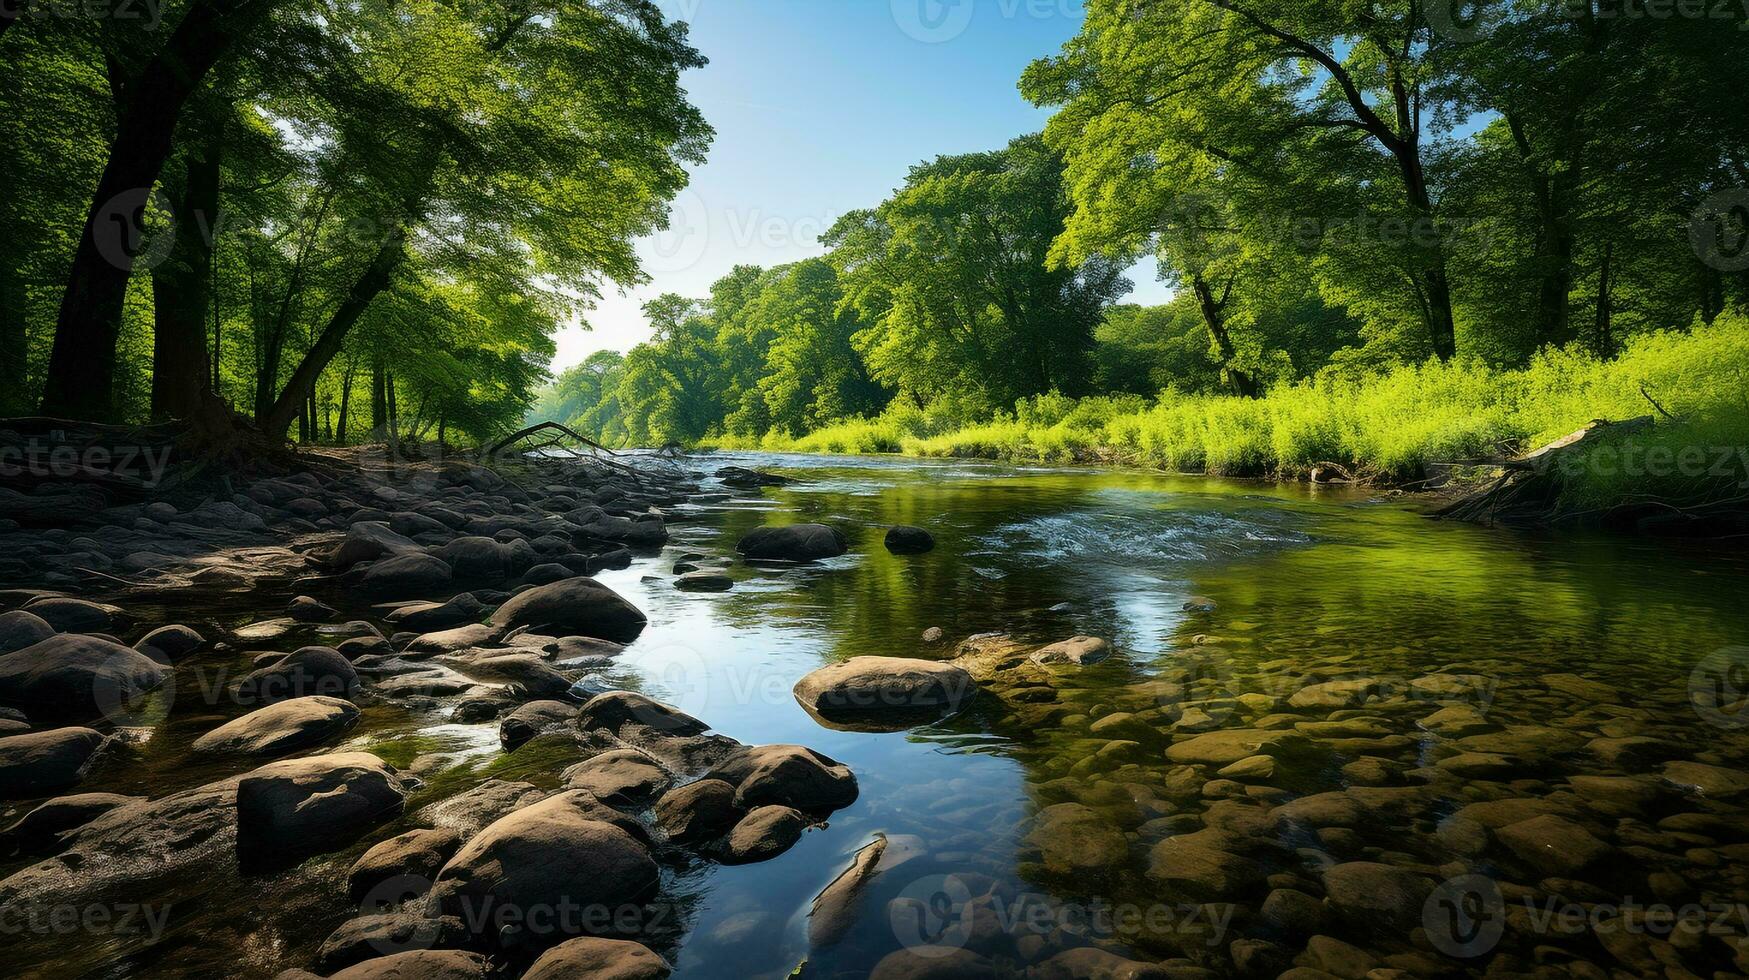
left=550, top=0, right=1171, bottom=371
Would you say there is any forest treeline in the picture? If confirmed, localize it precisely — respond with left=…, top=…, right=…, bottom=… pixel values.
left=541, top=1, right=1749, bottom=456
left=2, top=0, right=709, bottom=442
left=4, top=1, right=1747, bottom=458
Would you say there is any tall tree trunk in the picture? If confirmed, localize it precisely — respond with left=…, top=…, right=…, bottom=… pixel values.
left=38, top=0, right=268, bottom=421
left=0, top=263, right=27, bottom=416
left=1594, top=242, right=1613, bottom=359
left=386, top=370, right=399, bottom=447
left=335, top=359, right=355, bottom=443
left=1506, top=112, right=1579, bottom=350
left=260, top=224, right=408, bottom=437
left=370, top=355, right=387, bottom=441
left=1191, top=273, right=1259, bottom=398
left=1700, top=263, right=1725, bottom=326
left=149, top=119, right=223, bottom=420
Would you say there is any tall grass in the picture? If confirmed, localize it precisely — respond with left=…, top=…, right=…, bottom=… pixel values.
left=716, top=315, right=1749, bottom=508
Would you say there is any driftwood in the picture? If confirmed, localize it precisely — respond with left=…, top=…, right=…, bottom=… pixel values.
left=1435, top=416, right=1655, bottom=525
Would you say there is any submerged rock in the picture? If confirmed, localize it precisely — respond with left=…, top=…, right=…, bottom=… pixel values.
left=1029, top=635, right=1112, bottom=666
left=23, top=596, right=123, bottom=633
left=735, top=523, right=848, bottom=561
left=883, top=525, right=935, bottom=554
left=1026, top=802, right=1128, bottom=873
left=234, top=646, right=359, bottom=706
left=134, top=624, right=206, bottom=662
left=809, top=836, right=890, bottom=946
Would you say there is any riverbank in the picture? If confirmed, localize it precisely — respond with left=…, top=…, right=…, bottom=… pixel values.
left=715, top=316, right=1749, bottom=530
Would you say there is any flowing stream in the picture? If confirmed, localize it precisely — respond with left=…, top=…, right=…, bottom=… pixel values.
left=8, top=450, right=1749, bottom=978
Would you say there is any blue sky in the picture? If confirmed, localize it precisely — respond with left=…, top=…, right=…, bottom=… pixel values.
left=552, top=0, right=1171, bottom=370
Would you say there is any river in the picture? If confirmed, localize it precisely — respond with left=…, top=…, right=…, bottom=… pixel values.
left=9, top=449, right=1749, bottom=978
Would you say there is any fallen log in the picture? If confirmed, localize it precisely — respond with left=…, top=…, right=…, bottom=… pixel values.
left=1434, top=416, right=1655, bottom=526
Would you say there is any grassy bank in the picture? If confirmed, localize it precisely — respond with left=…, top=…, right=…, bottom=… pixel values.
left=717, top=316, right=1749, bottom=518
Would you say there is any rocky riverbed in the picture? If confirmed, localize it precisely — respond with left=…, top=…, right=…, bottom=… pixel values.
left=3, top=447, right=1749, bottom=979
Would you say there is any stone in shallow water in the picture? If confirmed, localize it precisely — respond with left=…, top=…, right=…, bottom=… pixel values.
left=0, top=792, right=139, bottom=855
left=522, top=938, right=672, bottom=980
left=1540, top=672, right=1619, bottom=702
left=1287, top=678, right=1376, bottom=710
left=654, top=778, right=740, bottom=844
left=347, top=826, right=465, bottom=902
left=0, top=727, right=108, bottom=798
left=562, top=749, right=672, bottom=809
left=488, top=577, right=647, bottom=642
left=1662, top=761, right=1749, bottom=799
left=1417, top=703, right=1496, bottom=738
left=1320, top=861, right=1434, bottom=929
left=1029, top=635, right=1111, bottom=666
left=326, top=950, right=491, bottom=980
left=883, top=525, right=935, bottom=554
left=430, top=792, right=659, bottom=950
left=793, top=656, right=974, bottom=728
left=735, top=523, right=848, bottom=561
left=191, top=696, right=359, bottom=755
left=1146, top=828, right=1270, bottom=896
left=1494, top=813, right=1614, bottom=876
left=1165, top=729, right=1317, bottom=766
left=0, top=634, right=169, bottom=724
left=1025, top=802, right=1128, bottom=873
left=0, top=610, right=55, bottom=654
left=235, top=752, right=406, bottom=859
left=719, top=804, right=811, bottom=864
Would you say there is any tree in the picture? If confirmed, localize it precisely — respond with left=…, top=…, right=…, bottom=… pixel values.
left=828, top=134, right=1128, bottom=411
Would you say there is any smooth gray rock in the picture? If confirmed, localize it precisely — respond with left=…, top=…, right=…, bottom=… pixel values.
left=488, top=577, right=646, bottom=642
left=192, top=696, right=360, bottom=755
left=0, top=727, right=108, bottom=798
left=735, top=523, right=847, bottom=561
left=0, top=634, right=169, bottom=723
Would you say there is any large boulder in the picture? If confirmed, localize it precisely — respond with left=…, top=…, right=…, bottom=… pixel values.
left=522, top=938, right=671, bottom=980
left=133, top=624, right=206, bottom=662
left=384, top=594, right=487, bottom=633
left=327, top=950, right=491, bottom=980
left=718, top=805, right=810, bottom=864
left=735, top=524, right=847, bottom=561
left=792, top=656, right=974, bottom=729
left=348, top=827, right=466, bottom=902
left=23, top=597, right=124, bottom=633
left=455, top=653, right=574, bottom=699
left=575, top=691, right=706, bottom=738
left=489, top=578, right=647, bottom=642
left=430, top=791, right=660, bottom=950
left=192, top=696, right=360, bottom=755
left=235, top=752, right=406, bottom=857
left=0, top=610, right=55, bottom=654
left=499, top=700, right=576, bottom=751
left=0, top=792, right=139, bottom=856
left=0, top=727, right=108, bottom=798
left=653, top=779, right=740, bottom=844
left=708, top=744, right=858, bottom=812
left=324, top=522, right=422, bottom=571
left=358, top=554, right=454, bottom=599
left=234, top=646, right=359, bottom=706
left=0, top=634, right=169, bottom=723
left=562, top=750, right=672, bottom=810
left=432, top=536, right=533, bottom=582
left=571, top=513, right=669, bottom=547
